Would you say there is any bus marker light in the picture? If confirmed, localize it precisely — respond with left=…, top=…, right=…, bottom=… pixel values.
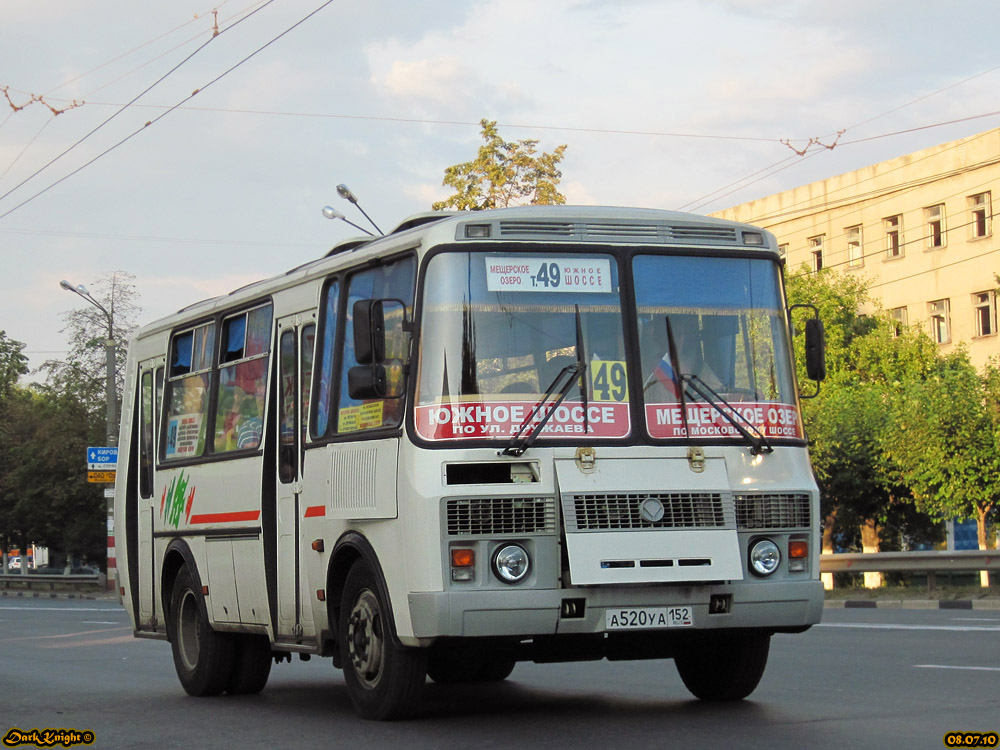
left=316, top=590, right=326, bottom=601
left=465, top=224, right=491, bottom=238
left=311, top=539, right=325, bottom=552
left=788, top=541, right=808, bottom=559
left=451, top=548, right=474, bottom=567
left=202, top=585, right=209, bottom=596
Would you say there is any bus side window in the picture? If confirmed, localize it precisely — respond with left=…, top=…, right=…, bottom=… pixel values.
left=139, top=370, right=154, bottom=498
left=278, top=330, right=297, bottom=483
left=164, top=323, right=215, bottom=460
left=312, top=281, right=340, bottom=439
left=214, top=305, right=273, bottom=453
left=301, top=324, right=315, bottom=451
left=337, top=257, right=415, bottom=434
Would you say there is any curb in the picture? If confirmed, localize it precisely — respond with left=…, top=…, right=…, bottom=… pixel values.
left=0, top=589, right=110, bottom=602
left=824, top=599, right=1000, bottom=610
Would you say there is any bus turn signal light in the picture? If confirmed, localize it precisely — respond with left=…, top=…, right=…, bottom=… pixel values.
left=451, top=548, right=475, bottom=582
left=788, top=541, right=808, bottom=559
left=451, top=548, right=474, bottom=567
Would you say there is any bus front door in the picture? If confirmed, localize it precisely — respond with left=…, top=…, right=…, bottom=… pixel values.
left=274, top=316, right=315, bottom=642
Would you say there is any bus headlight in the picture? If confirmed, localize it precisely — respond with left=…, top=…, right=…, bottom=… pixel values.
left=492, top=544, right=530, bottom=584
left=749, top=539, right=781, bottom=577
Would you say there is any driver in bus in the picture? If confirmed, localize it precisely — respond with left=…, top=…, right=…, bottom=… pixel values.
left=642, top=313, right=724, bottom=402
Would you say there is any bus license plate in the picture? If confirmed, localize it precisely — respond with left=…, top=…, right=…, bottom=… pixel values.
left=606, top=606, right=693, bottom=630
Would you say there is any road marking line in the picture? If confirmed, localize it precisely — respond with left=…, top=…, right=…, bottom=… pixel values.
left=0, top=606, right=124, bottom=612
left=818, top=622, right=1000, bottom=632
left=915, top=665, right=1000, bottom=672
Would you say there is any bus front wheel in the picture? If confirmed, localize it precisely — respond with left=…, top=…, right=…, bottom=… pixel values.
left=169, top=564, right=235, bottom=696
left=673, top=632, right=770, bottom=701
left=338, top=560, right=427, bottom=720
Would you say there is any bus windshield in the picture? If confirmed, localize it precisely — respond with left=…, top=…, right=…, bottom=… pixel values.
left=414, top=250, right=801, bottom=443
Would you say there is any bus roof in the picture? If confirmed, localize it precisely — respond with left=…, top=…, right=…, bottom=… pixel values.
left=136, top=205, right=776, bottom=338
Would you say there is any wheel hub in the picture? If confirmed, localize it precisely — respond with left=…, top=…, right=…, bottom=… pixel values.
left=347, top=589, right=384, bottom=688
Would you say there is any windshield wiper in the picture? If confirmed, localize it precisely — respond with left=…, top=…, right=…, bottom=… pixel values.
left=500, top=362, right=584, bottom=457
left=682, top=374, right=774, bottom=456
left=502, top=307, right=588, bottom=457
left=664, top=315, right=773, bottom=456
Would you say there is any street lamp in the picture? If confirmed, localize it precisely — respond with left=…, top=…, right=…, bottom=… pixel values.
left=59, top=280, right=117, bottom=448
left=60, top=279, right=117, bottom=590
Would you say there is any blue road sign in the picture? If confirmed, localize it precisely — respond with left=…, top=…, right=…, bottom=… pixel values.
left=87, top=446, right=118, bottom=470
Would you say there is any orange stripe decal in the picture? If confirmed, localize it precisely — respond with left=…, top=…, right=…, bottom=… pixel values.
left=189, top=510, right=261, bottom=524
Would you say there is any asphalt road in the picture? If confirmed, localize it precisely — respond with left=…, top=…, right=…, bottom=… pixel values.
left=1, top=598, right=997, bottom=750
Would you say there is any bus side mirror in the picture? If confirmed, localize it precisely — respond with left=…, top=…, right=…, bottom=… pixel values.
left=347, top=364, right=387, bottom=399
left=804, top=318, right=826, bottom=382
left=353, top=299, right=386, bottom=365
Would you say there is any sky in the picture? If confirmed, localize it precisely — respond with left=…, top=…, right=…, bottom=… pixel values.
left=2, top=0, right=999, bottom=377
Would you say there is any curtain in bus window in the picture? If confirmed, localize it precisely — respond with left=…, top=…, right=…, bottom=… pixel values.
left=165, top=323, right=215, bottom=459
left=336, top=256, right=415, bottom=433
left=214, top=305, right=273, bottom=453
left=301, top=324, right=315, bottom=449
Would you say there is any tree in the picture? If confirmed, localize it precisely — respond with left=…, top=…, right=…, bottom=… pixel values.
left=786, top=268, right=942, bottom=586
left=432, top=119, right=568, bottom=211
left=0, top=385, right=105, bottom=569
left=42, top=270, right=140, bottom=434
left=0, top=331, right=29, bottom=570
left=888, top=350, right=1000, bottom=581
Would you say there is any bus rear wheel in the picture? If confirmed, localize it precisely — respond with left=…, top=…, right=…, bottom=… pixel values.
left=169, top=564, right=235, bottom=697
left=227, top=634, right=272, bottom=695
left=338, top=560, right=427, bottom=720
left=674, top=632, right=770, bottom=701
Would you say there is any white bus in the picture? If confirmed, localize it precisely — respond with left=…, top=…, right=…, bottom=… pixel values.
left=115, top=205, right=826, bottom=720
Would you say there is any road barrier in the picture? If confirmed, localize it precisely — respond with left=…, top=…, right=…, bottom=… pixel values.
left=0, top=572, right=105, bottom=592
left=820, top=550, right=998, bottom=590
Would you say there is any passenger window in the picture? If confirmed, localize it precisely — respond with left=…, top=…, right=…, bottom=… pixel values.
left=165, top=323, right=215, bottom=459
left=214, top=305, right=273, bottom=453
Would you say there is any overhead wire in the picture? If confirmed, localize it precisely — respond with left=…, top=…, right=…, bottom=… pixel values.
left=0, top=0, right=336, bottom=222
left=0, top=0, right=278, bottom=210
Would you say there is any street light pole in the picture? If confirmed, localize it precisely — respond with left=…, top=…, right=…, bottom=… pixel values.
left=60, top=279, right=117, bottom=589
left=60, top=280, right=117, bottom=446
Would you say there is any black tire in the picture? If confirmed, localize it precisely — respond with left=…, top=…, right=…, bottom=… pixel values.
left=477, top=656, right=516, bottom=682
left=338, top=560, right=427, bottom=720
left=169, top=565, right=235, bottom=697
left=427, top=651, right=516, bottom=684
left=227, top=634, right=272, bottom=695
left=674, top=632, right=770, bottom=701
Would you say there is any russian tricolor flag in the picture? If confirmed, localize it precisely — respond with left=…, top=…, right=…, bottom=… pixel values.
left=654, top=354, right=682, bottom=400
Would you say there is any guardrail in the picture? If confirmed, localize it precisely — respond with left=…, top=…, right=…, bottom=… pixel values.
left=0, top=572, right=105, bottom=592
left=820, top=550, right=998, bottom=591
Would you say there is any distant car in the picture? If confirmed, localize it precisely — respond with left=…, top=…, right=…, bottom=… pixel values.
left=8, top=557, right=19, bottom=569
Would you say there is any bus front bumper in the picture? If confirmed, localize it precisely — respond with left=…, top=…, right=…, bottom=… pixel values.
left=405, top=579, right=824, bottom=642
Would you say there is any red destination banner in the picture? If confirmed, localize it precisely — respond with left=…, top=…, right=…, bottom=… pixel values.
left=645, top=401, right=803, bottom=439
left=415, top=400, right=630, bottom=441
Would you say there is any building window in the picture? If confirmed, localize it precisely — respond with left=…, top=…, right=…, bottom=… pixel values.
left=809, top=235, right=824, bottom=271
left=928, top=299, right=950, bottom=344
left=925, top=204, right=946, bottom=249
left=778, top=243, right=788, bottom=260
left=846, top=225, right=863, bottom=267
left=884, top=215, right=903, bottom=258
left=890, top=306, right=907, bottom=338
left=974, top=291, right=996, bottom=337
left=969, top=192, right=991, bottom=239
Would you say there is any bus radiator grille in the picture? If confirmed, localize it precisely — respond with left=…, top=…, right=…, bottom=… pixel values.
left=734, top=493, right=811, bottom=530
left=563, top=492, right=734, bottom=532
left=446, top=497, right=556, bottom=536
